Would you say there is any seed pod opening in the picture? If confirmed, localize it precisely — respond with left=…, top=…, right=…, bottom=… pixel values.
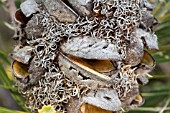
left=67, top=55, right=116, bottom=73
left=130, top=94, right=144, bottom=107
left=14, top=9, right=31, bottom=26
left=59, top=53, right=114, bottom=81
left=141, top=51, right=155, bottom=68
left=11, top=46, right=34, bottom=65
left=80, top=103, right=112, bottom=113
left=12, top=60, right=29, bottom=79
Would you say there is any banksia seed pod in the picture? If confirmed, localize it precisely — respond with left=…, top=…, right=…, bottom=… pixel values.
left=11, top=0, right=158, bottom=113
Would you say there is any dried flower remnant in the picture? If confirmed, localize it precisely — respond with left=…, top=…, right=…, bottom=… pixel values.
left=38, top=105, right=57, bottom=113
left=11, top=0, right=158, bottom=113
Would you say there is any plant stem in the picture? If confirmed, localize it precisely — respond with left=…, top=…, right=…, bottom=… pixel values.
left=159, top=97, right=170, bottom=113
left=142, top=92, right=170, bottom=97
left=6, top=0, right=17, bottom=20
left=131, top=107, right=170, bottom=112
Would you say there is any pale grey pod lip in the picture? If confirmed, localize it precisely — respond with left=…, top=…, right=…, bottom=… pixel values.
left=135, top=28, right=159, bottom=50
left=61, top=36, right=122, bottom=60
left=82, top=88, right=122, bottom=111
left=43, top=0, right=78, bottom=23
left=20, top=0, right=39, bottom=17
left=67, top=0, right=93, bottom=16
left=58, top=52, right=114, bottom=82
left=125, top=36, right=144, bottom=66
left=11, top=46, right=34, bottom=64
left=140, top=0, right=154, bottom=11
left=137, top=74, right=149, bottom=85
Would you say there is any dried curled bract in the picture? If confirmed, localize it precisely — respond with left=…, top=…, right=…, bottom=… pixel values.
left=11, top=0, right=158, bottom=113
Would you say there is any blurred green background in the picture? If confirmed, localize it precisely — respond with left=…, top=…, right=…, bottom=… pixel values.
left=0, top=0, right=170, bottom=113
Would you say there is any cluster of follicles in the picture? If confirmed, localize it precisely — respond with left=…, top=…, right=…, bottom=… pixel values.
left=11, top=0, right=158, bottom=113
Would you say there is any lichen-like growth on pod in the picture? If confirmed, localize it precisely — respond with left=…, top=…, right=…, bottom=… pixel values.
left=11, top=0, right=158, bottom=113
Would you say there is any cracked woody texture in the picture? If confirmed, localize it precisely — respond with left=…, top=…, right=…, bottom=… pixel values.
left=11, top=0, right=158, bottom=113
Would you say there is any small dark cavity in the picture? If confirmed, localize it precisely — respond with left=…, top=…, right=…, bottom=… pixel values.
left=15, top=9, right=33, bottom=26
left=118, top=50, right=122, bottom=55
left=39, top=95, right=43, bottom=99
left=137, top=78, right=143, bottom=85
left=88, top=44, right=93, bottom=47
left=141, top=36, right=147, bottom=47
left=112, top=7, right=117, bottom=13
left=153, top=17, right=159, bottom=26
left=130, top=100, right=138, bottom=105
left=17, top=31, right=20, bottom=35
left=69, top=66, right=77, bottom=70
left=102, top=70, right=117, bottom=77
left=78, top=71, right=90, bottom=80
left=117, top=73, right=121, bottom=79
left=102, top=44, right=108, bottom=49
left=103, top=96, right=111, bottom=101
left=37, top=46, right=45, bottom=52
left=12, top=36, right=19, bottom=40
left=139, top=23, right=147, bottom=30
left=111, top=61, right=118, bottom=69
left=132, top=63, right=141, bottom=69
